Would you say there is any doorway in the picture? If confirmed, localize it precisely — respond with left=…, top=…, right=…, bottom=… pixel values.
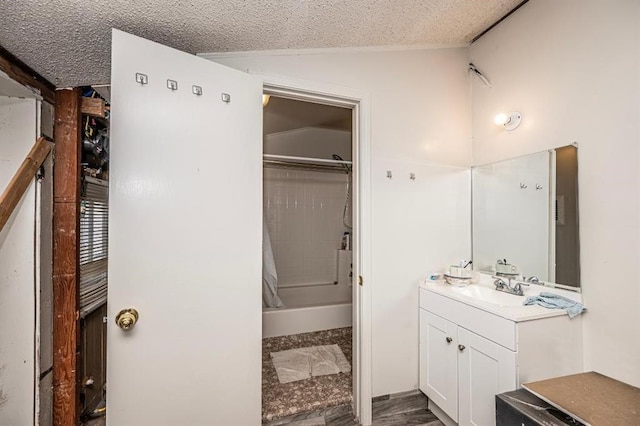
left=262, top=79, right=372, bottom=425
left=261, top=95, right=354, bottom=421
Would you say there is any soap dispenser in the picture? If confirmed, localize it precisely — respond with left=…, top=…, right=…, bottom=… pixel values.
left=341, top=232, right=351, bottom=250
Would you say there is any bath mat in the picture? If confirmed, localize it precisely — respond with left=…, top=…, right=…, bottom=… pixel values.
left=270, top=344, right=351, bottom=384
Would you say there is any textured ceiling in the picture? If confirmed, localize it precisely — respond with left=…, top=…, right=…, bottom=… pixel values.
left=0, top=0, right=522, bottom=87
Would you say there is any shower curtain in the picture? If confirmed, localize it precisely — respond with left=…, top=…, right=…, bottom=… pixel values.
left=263, top=216, right=284, bottom=308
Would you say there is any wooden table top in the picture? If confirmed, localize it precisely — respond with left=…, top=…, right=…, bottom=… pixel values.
left=523, top=372, right=640, bottom=426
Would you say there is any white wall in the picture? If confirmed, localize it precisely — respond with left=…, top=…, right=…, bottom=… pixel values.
left=205, top=48, right=471, bottom=166
left=373, top=161, right=470, bottom=395
left=471, top=0, right=640, bottom=386
left=204, top=47, right=472, bottom=395
left=265, top=127, right=352, bottom=161
left=0, top=97, right=38, bottom=425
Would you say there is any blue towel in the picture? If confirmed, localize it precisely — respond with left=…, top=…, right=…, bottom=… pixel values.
left=523, top=292, right=584, bottom=318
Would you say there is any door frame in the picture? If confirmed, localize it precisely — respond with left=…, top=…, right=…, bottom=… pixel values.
left=262, top=74, right=373, bottom=425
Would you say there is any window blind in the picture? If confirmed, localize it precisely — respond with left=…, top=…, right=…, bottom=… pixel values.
left=79, top=177, right=108, bottom=318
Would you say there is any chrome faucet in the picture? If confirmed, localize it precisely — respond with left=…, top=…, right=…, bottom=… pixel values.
left=524, top=276, right=540, bottom=284
left=493, top=276, right=529, bottom=296
left=493, top=277, right=508, bottom=291
left=513, top=281, right=529, bottom=295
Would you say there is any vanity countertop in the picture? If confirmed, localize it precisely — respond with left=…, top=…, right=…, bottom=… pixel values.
left=419, top=277, right=583, bottom=322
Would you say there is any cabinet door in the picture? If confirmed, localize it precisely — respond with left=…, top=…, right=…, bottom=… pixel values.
left=458, top=327, right=516, bottom=426
left=420, top=310, right=459, bottom=422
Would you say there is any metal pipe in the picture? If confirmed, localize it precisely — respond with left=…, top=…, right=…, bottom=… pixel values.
left=264, top=154, right=352, bottom=166
left=263, top=160, right=347, bottom=173
left=278, top=281, right=338, bottom=289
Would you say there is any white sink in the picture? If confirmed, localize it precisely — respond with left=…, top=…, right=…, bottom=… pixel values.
left=420, top=274, right=583, bottom=322
left=448, top=284, right=525, bottom=307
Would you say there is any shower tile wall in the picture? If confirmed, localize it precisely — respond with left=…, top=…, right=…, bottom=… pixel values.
left=264, top=168, right=350, bottom=289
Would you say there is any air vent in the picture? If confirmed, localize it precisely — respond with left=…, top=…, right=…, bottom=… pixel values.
left=556, top=195, right=566, bottom=226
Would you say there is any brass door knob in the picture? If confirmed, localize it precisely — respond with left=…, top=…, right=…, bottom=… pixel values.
left=115, top=308, right=139, bottom=331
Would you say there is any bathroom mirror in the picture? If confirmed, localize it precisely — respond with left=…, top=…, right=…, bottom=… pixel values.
left=472, top=145, right=580, bottom=288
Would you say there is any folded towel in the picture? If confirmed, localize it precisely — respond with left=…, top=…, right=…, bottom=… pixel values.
left=523, top=292, right=584, bottom=318
left=270, top=344, right=351, bottom=384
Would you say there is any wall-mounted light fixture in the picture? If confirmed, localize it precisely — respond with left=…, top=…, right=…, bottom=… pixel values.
left=494, top=111, right=522, bottom=131
left=262, top=94, right=271, bottom=107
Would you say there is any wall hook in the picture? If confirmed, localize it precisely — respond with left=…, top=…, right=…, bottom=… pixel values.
left=536, top=184, right=543, bottom=190
left=386, top=171, right=392, bottom=179
left=167, top=79, right=178, bottom=91
left=135, top=73, right=148, bottom=85
left=520, top=182, right=528, bottom=189
left=409, top=172, right=416, bottom=181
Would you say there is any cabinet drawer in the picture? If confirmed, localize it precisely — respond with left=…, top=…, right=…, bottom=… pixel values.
left=420, top=289, right=516, bottom=350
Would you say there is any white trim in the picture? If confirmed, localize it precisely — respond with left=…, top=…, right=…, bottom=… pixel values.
left=355, top=93, right=374, bottom=426
left=548, top=149, right=557, bottom=284
left=34, top=163, right=41, bottom=426
left=34, top=99, right=42, bottom=425
left=261, top=74, right=373, bottom=425
left=0, top=71, right=44, bottom=100
left=429, top=400, right=457, bottom=426
left=198, top=42, right=469, bottom=61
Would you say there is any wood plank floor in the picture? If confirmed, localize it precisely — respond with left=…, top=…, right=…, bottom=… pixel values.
left=264, top=389, right=445, bottom=425
left=83, top=390, right=444, bottom=425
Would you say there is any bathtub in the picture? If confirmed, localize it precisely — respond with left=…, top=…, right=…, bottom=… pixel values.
left=263, top=301, right=352, bottom=338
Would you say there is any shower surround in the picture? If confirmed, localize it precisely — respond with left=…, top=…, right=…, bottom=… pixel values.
left=263, top=167, right=352, bottom=307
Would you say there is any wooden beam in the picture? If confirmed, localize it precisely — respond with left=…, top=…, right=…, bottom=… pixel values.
left=0, top=45, right=56, bottom=104
left=81, top=97, right=106, bottom=118
left=53, top=88, right=82, bottom=426
left=0, top=137, right=51, bottom=232
left=471, top=0, right=530, bottom=43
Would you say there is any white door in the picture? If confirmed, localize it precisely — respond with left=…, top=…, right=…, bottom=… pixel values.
left=107, top=30, right=263, bottom=425
left=458, top=327, right=516, bottom=426
left=419, top=310, right=458, bottom=422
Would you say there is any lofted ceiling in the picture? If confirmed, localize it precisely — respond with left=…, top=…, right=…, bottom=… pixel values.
left=0, top=0, right=523, bottom=87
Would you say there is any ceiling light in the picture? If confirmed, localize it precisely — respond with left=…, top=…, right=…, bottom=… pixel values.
left=494, top=111, right=522, bottom=131
left=262, top=94, right=270, bottom=107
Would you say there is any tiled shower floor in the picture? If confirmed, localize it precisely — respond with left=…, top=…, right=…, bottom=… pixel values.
left=262, top=327, right=353, bottom=423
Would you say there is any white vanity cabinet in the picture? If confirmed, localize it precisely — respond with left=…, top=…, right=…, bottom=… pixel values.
left=457, top=327, right=516, bottom=426
left=420, top=310, right=460, bottom=421
left=419, top=284, right=583, bottom=426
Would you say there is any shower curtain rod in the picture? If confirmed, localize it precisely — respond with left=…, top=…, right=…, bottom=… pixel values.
left=263, top=160, right=348, bottom=173
left=263, top=154, right=352, bottom=166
